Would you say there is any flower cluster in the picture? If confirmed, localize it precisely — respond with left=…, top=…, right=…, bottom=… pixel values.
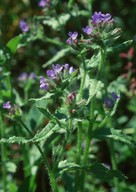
left=40, top=64, right=75, bottom=91
left=66, top=11, right=120, bottom=48
left=91, top=12, right=112, bottom=25
left=104, top=92, right=120, bottom=109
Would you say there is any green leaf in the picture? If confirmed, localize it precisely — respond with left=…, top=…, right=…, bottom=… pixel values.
left=0, top=49, right=6, bottom=64
left=25, top=106, right=44, bottom=130
left=6, top=35, right=22, bottom=54
left=107, top=40, right=133, bottom=53
left=5, top=162, right=17, bottom=173
left=0, top=136, right=31, bottom=144
left=110, top=95, right=120, bottom=116
left=29, top=92, right=54, bottom=102
left=87, top=79, right=104, bottom=104
left=58, top=160, right=80, bottom=175
left=58, top=161, right=127, bottom=180
left=42, top=48, right=71, bottom=68
left=88, top=162, right=127, bottom=181
left=127, top=96, right=136, bottom=113
left=32, top=122, right=65, bottom=142
left=86, top=51, right=101, bottom=69
left=93, top=128, right=136, bottom=148
left=43, top=14, right=70, bottom=30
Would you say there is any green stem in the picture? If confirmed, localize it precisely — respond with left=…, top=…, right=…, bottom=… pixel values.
left=80, top=98, right=95, bottom=192
left=108, top=140, right=120, bottom=192
left=96, top=48, right=105, bottom=81
left=0, top=112, right=7, bottom=192
left=68, top=0, right=74, bottom=10
left=78, top=54, right=86, bottom=101
left=74, top=121, right=83, bottom=191
left=98, top=115, right=109, bottom=128
left=19, top=119, right=58, bottom=192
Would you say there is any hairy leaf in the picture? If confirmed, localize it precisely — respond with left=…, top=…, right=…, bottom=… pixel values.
left=0, top=136, right=31, bottom=144
left=93, top=128, right=136, bottom=148
left=87, top=79, right=104, bottom=104
left=6, top=35, right=22, bottom=54
left=42, top=48, right=71, bottom=68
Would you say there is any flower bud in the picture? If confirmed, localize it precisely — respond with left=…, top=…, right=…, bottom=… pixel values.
left=111, top=28, right=122, bottom=37
left=68, top=91, right=76, bottom=103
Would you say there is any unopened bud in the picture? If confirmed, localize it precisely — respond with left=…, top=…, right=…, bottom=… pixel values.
left=111, top=28, right=122, bottom=36
left=71, top=109, right=76, bottom=113
left=68, top=91, right=76, bottom=102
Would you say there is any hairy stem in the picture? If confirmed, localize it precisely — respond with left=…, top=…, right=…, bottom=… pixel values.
left=80, top=98, right=95, bottom=192
left=74, top=121, right=83, bottom=191
left=0, top=112, right=7, bottom=192
left=109, top=140, right=120, bottom=192
left=19, top=119, right=58, bottom=192
left=78, top=54, right=86, bottom=101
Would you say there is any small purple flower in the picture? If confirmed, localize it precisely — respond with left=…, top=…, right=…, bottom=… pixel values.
left=82, top=26, right=93, bottom=35
left=63, top=63, right=69, bottom=69
left=46, top=70, right=57, bottom=79
left=92, top=12, right=112, bottom=24
left=52, top=64, right=63, bottom=73
left=40, top=82, right=49, bottom=90
left=69, top=66, right=75, bottom=74
left=38, top=0, right=46, bottom=7
left=28, top=72, right=35, bottom=80
left=39, top=76, right=49, bottom=90
left=66, top=37, right=72, bottom=45
left=3, top=101, right=11, bottom=109
left=92, top=12, right=103, bottom=24
left=111, top=92, right=120, bottom=101
left=68, top=32, right=78, bottom=40
left=104, top=98, right=114, bottom=108
left=102, top=13, right=111, bottom=22
left=40, top=76, right=46, bottom=84
left=18, top=72, right=28, bottom=81
left=19, top=19, right=29, bottom=32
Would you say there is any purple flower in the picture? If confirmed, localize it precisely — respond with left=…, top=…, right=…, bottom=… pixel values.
left=82, top=26, right=93, bottom=35
left=69, top=66, right=75, bottom=74
left=102, top=13, right=111, bottom=22
left=38, top=0, right=47, bottom=7
left=104, top=98, right=114, bottom=108
left=111, top=92, right=120, bottom=101
left=66, top=37, right=72, bottom=45
left=19, top=19, right=29, bottom=32
left=92, top=12, right=112, bottom=24
left=3, top=101, right=11, bottom=109
left=18, top=72, right=28, bottom=81
left=52, top=64, right=63, bottom=73
left=39, top=77, right=49, bottom=90
left=40, top=82, right=49, bottom=90
left=46, top=70, right=57, bottom=79
left=92, top=12, right=103, bottom=24
left=0, top=66, right=2, bottom=72
left=68, top=32, right=78, bottom=40
left=40, top=76, right=46, bottom=84
left=28, top=72, right=35, bottom=80
left=63, top=63, right=69, bottom=69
